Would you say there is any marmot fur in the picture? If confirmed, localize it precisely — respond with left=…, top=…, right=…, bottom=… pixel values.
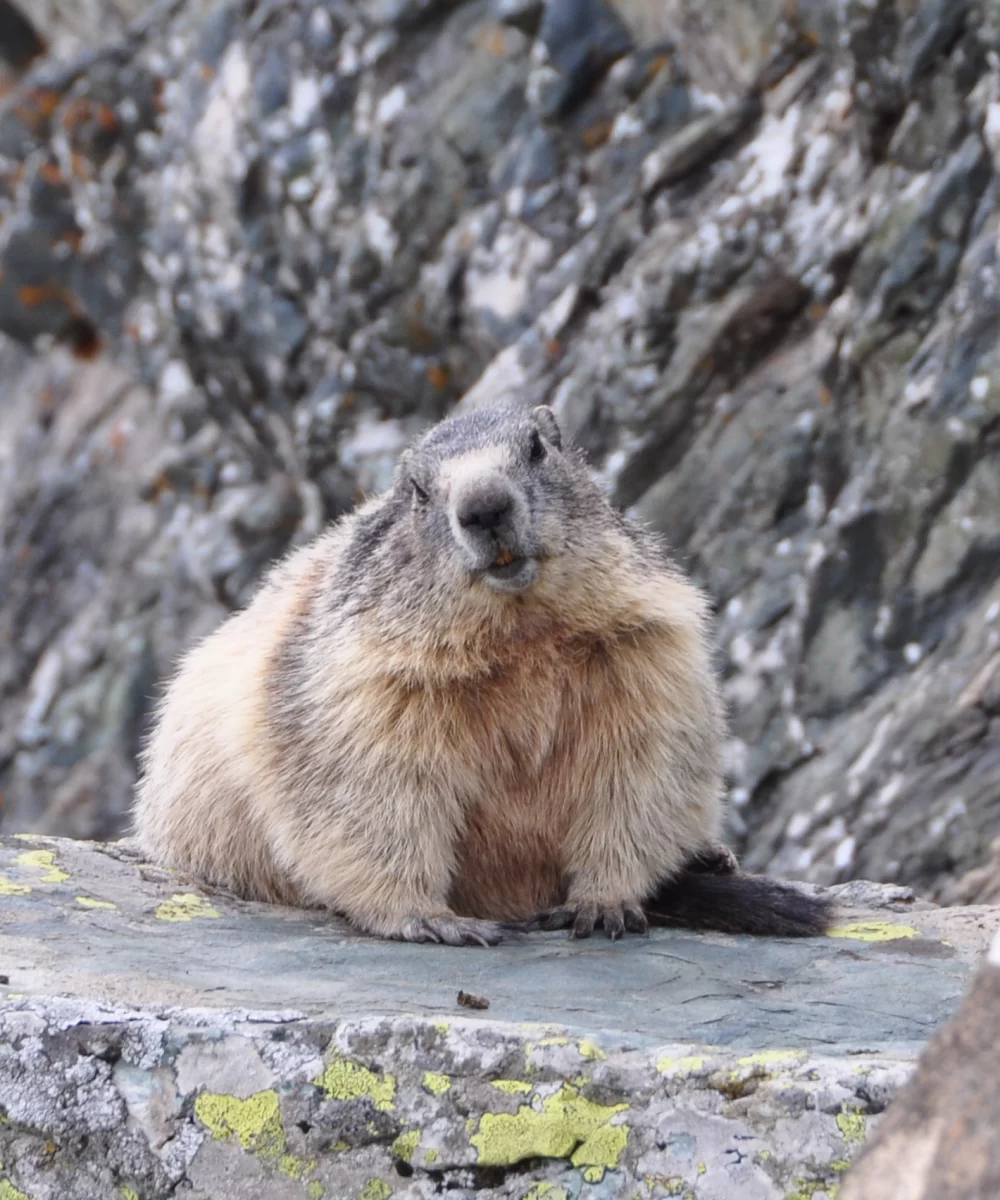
left=133, top=403, right=831, bottom=946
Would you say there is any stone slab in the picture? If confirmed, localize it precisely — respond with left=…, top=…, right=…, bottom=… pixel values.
left=842, top=932, right=1000, bottom=1199
left=0, top=836, right=997, bottom=1200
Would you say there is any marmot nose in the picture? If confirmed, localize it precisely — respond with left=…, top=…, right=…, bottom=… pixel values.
left=456, top=488, right=513, bottom=531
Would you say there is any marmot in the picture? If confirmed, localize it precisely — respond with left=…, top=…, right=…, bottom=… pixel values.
left=134, top=402, right=831, bottom=946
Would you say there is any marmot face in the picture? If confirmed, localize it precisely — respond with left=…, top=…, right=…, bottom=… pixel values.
left=393, top=403, right=591, bottom=598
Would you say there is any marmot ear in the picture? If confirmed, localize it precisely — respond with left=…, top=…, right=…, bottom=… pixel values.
left=531, top=405, right=562, bottom=450
left=393, top=448, right=414, bottom=489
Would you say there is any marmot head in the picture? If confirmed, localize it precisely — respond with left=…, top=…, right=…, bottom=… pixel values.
left=391, top=403, right=606, bottom=598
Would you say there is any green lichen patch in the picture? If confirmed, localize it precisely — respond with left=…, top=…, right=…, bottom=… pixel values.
left=0, top=1182, right=30, bottom=1200
left=422, top=1071, right=451, bottom=1095
left=314, top=1057, right=396, bottom=1111
left=786, top=1177, right=841, bottom=1199
left=577, top=1039, right=606, bottom=1061
left=155, top=893, right=220, bottom=921
left=391, top=1131, right=420, bottom=1161
left=736, top=1049, right=808, bottom=1071
left=119, top=1188, right=140, bottom=1200
left=14, top=849, right=69, bottom=884
left=491, top=1079, right=533, bottom=1094
left=524, top=1186, right=569, bottom=1200
left=195, top=1089, right=286, bottom=1157
left=194, top=1089, right=319, bottom=1185
left=713, top=1048, right=810, bottom=1097
left=656, top=1055, right=706, bottom=1075
left=643, top=1176, right=685, bottom=1196
left=470, top=1084, right=629, bottom=1179
left=0, top=877, right=31, bottom=897
left=826, top=921, right=919, bottom=942
left=836, top=1108, right=866, bottom=1143
left=76, top=896, right=117, bottom=910
left=279, top=1153, right=318, bottom=1180
left=359, top=1180, right=392, bottom=1200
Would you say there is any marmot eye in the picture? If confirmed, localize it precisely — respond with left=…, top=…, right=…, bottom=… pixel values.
left=528, top=430, right=546, bottom=462
left=411, top=478, right=429, bottom=504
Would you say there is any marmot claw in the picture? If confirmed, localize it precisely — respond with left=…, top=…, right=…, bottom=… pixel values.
left=397, top=915, right=506, bottom=947
left=530, top=903, right=649, bottom=941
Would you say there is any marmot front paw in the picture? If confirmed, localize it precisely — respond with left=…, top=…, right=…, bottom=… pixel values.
left=530, top=903, right=649, bottom=941
left=395, top=915, right=508, bottom=947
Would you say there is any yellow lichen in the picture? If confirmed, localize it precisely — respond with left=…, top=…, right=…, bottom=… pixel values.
left=433, top=1021, right=450, bottom=1034
left=192, top=1088, right=317, bottom=1183
left=836, top=1109, right=866, bottom=1143
left=308, top=1183, right=325, bottom=1200
left=76, top=896, right=117, bottom=910
left=524, top=1186, right=569, bottom=1200
left=359, top=1181, right=391, bottom=1200
left=577, top=1039, right=606, bottom=1061
left=786, top=1179, right=840, bottom=1200
left=422, top=1072, right=451, bottom=1095
left=0, top=877, right=30, bottom=897
left=14, top=850, right=69, bottom=884
left=574, top=1121, right=629, bottom=1182
left=656, top=1055, right=706, bottom=1075
left=120, top=1189, right=140, bottom=1200
left=470, top=1084, right=629, bottom=1176
left=491, top=1079, right=533, bottom=1094
left=195, top=1090, right=285, bottom=1157
left=424, top=1148, right=439, bottom=1165
left=391, top=1131, right=420, bottom=1162
left=826, top=922, right=919, bottom=943
left=279, top=1153, right=317, bottom=1180
left=645, top=1178, right=685, bottom=1196
left=0, top=1182, right=29, bottom=1200
left=155, top=893, right=220, bottom=921
left=314, top=1058, right=396, bottom=1111
left=736, top=1049, right=807, bottom=1070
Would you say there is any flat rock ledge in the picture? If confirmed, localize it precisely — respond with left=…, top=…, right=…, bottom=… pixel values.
left=0, top=836, right=997, bottom=1200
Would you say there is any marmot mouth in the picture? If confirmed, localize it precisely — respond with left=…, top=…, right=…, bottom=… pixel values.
left=487, top=555, right=528, bottom=581
left=478, top=553, right=539, bottom=593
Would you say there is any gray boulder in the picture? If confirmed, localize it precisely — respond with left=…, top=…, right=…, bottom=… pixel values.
left=0, top=834, right=998, bottom=1198
left=841, top=929, right=1000, bottom=1199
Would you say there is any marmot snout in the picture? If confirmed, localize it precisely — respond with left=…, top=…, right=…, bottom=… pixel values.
left=133, top=401, right=831, bottom=945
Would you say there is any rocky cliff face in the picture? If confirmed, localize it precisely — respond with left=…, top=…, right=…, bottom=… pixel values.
left=0, top=0, right=998, bottom=901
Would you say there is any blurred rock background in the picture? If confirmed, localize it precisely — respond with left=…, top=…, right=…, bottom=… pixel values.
left=0, top=0, right=997, bottom=905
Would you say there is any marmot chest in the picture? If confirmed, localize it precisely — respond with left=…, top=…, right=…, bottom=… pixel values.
left=444, top=643, right=613, bottom=920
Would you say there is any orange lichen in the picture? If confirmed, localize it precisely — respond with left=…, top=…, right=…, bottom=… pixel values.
left=426, top=363, right=449, bottom=389
left=582, top=121, right=613, bottom=149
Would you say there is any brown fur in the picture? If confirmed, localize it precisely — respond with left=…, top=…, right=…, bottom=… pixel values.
left=133, top=403, right=829, bottom=945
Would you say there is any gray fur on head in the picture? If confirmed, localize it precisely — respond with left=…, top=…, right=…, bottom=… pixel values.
left=386, top=402, right=605, bottom=597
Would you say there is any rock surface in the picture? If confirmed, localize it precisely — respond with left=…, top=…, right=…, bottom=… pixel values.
left=1, top=834, right=998, bottom=1199
left=0, top=0, right=998, bottom=911
left=840, top=928, right=1000, bottom=1200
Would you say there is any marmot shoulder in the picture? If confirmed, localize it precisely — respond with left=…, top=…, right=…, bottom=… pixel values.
left=133, top=402, right=830, bottom=945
